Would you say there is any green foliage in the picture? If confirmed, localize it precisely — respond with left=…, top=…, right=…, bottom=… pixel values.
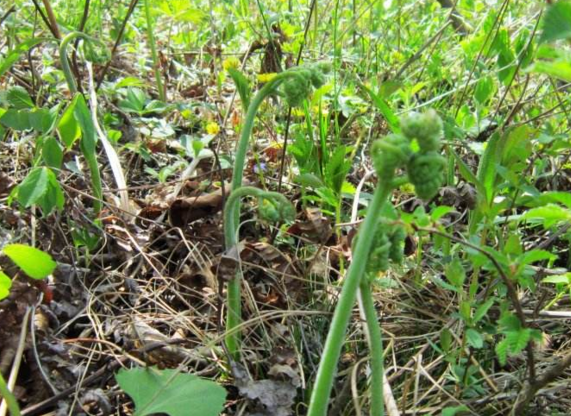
left=115, top=367, right=226, bottom=416
left=3, top=244, right=57, bottom=280
left=540, top=1, right=571, bottom=44
left=0, top=271, right=12, bottom=300
left=12, top=167, right=64, bottom=215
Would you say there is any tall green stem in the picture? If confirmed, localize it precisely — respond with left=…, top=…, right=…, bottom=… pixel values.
left=307, top=181, right=392, bottom=416
left=143, top=0, right=165, bottom=101
left=224, top=186, right=293, bottom=359
left=224, top=68, right=323, bottom=359
left=59, top=31, right=90, bottom=94
left=0, top=372, right=20, bottom=416
left=360, top=280, right=385, bottom=416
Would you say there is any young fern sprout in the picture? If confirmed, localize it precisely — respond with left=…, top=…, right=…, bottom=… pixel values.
left=307, top=110, right=445, bottom=416
left=225, top=63, right=330, bottom=359
left=223, top=187, right=295, bottom=359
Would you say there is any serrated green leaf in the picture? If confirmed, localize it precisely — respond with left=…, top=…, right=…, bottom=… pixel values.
left=6, top=86, right=34, bottom=109
left=495, top=338, right=509, bottom=365
left=0, top=271, right=12, bottom=300
left=466, top=328, right=484, bottom=349
left=506, top=329, right=531, bottom=354
left=3, top=244, right=56, bottom=280
left=116, top=367, right=226, bottom=416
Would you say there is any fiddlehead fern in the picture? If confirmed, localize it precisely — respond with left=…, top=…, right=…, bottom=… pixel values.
left=407, top=151, right=446, bottom=200
left=224, top=186, right=295, bottom=358
left=308, top=109, right=445, bottom=416
left=225, top=63, right=329, bottom=359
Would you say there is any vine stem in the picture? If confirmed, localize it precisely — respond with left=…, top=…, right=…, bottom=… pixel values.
left=359, top=280, right=385, bottom=416
left=0, top=372, right=20, bottom=416
left=307, top=181, right=392, bottom=416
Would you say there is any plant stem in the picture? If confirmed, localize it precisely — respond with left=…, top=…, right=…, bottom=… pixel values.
left=223, top=186, right=292, bottom=359
left=307, top=181, right=392, bottom=416
left=143, top=0, right=165, bottom=101
left=359, top=279, right=384, bottom=416
left=0, top=371, right=20, bottom=416
left=59, top=32, right=89, bottom=94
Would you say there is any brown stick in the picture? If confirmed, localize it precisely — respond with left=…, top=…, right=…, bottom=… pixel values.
left=40, top=0, right=61, bottom=39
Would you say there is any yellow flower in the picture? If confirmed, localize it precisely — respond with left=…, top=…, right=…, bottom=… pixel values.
left=223, top=57, right=240, bottom=71
left=206, top=122, right=221, bottom=135
left=292, top=108, right=305, bottom=118
left=257, top=73, right=277, bottom=83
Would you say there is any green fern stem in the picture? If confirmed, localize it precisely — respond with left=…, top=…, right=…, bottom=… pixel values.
left=225, top=65, right=328, bottom=359
left=307, top=179, right=392, bottom=416
left=59, top=31, right=89, bottom=94
left=223, top=186, right=294, bottom=359
left=0, top=371, right=21, bottom=416
left=360, top=279, right=385, bottom=416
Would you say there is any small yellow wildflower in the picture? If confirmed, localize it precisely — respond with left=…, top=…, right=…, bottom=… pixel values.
left=292, top=108, right=305, bottom=118
left=257, top=73, right=277, bottom=83
left=223, top=57, right=240, bottom=71
left=206, top=122, right=221, bottom=135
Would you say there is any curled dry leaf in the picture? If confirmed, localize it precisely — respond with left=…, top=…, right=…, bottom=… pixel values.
left=169, top=183, right=231, bottom=227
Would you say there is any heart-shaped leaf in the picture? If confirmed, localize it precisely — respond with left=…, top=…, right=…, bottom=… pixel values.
left=116, top=367, right=226, bottom=416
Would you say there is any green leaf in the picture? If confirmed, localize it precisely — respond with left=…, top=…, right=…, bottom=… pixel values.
left=29, top=107, right=56, bottom=134
left=542, top=273, right=571, bottom=285
left=42, top=136, right=64, bottom=169
left=294, top=173, right=325, bottom=189
left=495, top=339, right=509, bottom=365
left=2, top=244, right=56, bottom=280
left=73, top=94, right=97, bottom=154
left=431, top=205, right=454, bottom=222
left=442, top=405, right=469, bottom=416
left=0, top=38, right=46, bottom=78
left=360, top=83, right=400, bottom=133
left=540, top=1, right=571, bottom=43
left=506, top=329, right=531, bottom=354
left=17, top=167, right=50, bottom=208
left=466, top=328, right=484, bottom=349
left=473, top=298, right=495, bottom=323
left=115, top=367, right=226, bottom=416
left=6, top=86, right=34, bottom=109
left=529, top=59, right=571, bottom=82
left=0, top=109, right=32, bottom=130
left=16, top=167, right=63, bottom=215
left=523, top=204, right=571, bottom=227
left=477, top=132, right=501, bottom=205
left=474, top=76, right=495, bottom=105
left=227, top=68, right=251, bottom=112
left=0, top=271, right=12, bottom=300
left=440, top=328, right=452, bottom=353
left=119, top=87, right=147, bottom=114
left=445, top=257, right=466, bottom=288
left=58, top=100, right=81, bottom=148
